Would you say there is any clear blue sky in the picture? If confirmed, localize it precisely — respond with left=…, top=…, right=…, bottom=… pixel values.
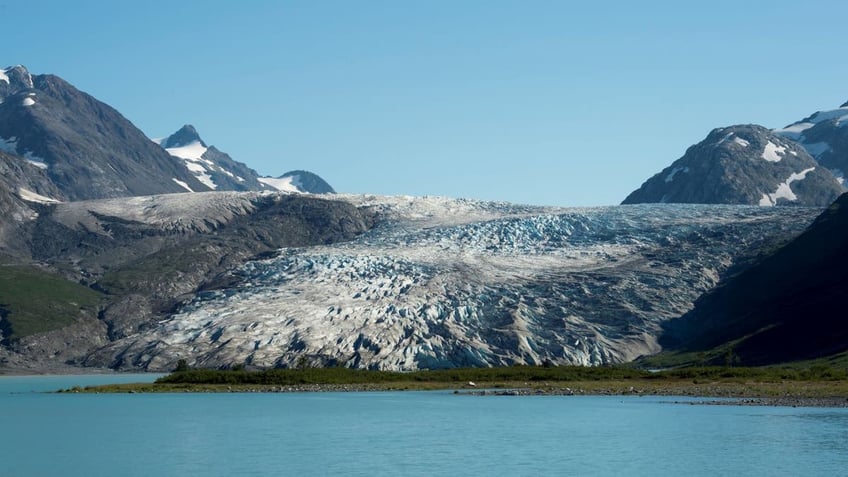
left=3, top=0, right=847, bottom=206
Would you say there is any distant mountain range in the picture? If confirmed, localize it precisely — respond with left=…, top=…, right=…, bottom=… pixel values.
left=1, top=63, right=847, bottom=373
left=0, top=65, right=334, bottom=202
left=624, top=102, right=848, bottom=206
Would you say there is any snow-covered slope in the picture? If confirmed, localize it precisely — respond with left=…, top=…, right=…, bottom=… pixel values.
left=93, top=195, right=820, bottom=371
left=257, top=175, right=301, bottom=193
left=157, top=125, right=336, bottom=195
left=259, top=170, right=335, bottom=194
left=156, top=125, right=269, bottom=192
left=775, top=102, right=848, bottom=184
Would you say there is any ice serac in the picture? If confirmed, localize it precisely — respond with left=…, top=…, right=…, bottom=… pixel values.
left=774, top=102, right=848, bottom=184
left=0, top=66, right=209, bottom=200
left=623, top=125, right=844, bottom=206
left=88, top=195, right=822, bottom=372
left=0, top=191, right=373, bottom=368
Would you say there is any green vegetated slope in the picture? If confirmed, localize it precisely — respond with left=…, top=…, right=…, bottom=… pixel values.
left=0, top=263, right=101, bottom=340
left=656, top=192, right=848, bottom=366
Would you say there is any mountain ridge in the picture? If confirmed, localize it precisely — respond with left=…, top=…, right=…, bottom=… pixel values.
left=0, top=66, right=209, bottom=200
left=623, top=124, right=844, bottom=206
left=1, top=65, right=337, bottom=202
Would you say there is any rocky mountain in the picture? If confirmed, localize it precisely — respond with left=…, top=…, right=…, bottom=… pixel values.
left=659, top=193, right=848, bottom=366
left=0, top=65, right=208, bottom=200
left=623, top=125, right=844, bottom=206
left=775, top=101, right=848, bottom=184
left=0, top=65, right=335, bottom=203
left=79, top=195, right=821, bottom=372
left=258, top=170, right=336, bottom=194
left=156, top=125, right=270, bottom=192
left=156, top=125, right=336, bottom=195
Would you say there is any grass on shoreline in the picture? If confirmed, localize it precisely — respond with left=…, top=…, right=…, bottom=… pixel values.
left=65, top=364, right=848, bottom=398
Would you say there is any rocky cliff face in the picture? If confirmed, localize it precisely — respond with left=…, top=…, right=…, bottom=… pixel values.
left=623, top=125, right=844, bottom=206
left=82, top=195, right=821, bottom=372
left=0, top=150, right=64, bottom=257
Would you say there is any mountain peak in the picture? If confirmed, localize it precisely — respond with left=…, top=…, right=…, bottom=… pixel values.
left=0, top=65, right=34, bottom=93
left=623, top=124, right=843, bottom=206
left=841, top=100, right=848, bottom=108
left=162, top=124, right=206, bottom=148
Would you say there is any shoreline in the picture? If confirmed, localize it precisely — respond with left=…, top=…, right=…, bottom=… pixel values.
left=462, top=387, right=848, bottom=408
left=64, top=379, right=848, bottom=407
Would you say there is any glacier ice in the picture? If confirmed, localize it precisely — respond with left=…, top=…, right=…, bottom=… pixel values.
left=95, top=195, right=822, bottom=371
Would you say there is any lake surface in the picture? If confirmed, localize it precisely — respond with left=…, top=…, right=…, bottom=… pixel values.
left=2, top=375, right=847, bottom=476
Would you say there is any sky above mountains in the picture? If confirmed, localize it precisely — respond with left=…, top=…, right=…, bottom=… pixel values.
left=4, top=0, right=848, bottom=206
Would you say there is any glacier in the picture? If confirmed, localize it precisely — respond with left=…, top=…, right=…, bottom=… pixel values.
left=95, top=195, right=821, bottom=371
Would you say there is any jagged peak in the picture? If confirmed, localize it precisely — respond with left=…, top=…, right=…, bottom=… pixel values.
left=0, top=64, right=34, bottom=89
left=841, top=100, right=848, bottom=108
left=162, top=124, right=206, bottom=148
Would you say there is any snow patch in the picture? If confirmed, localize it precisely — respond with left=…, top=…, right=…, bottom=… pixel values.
left=22, top=97, right=35, bottom=107
left=196, top=173, right=216, bottom=190
left=775, top=106, right=848, bottom=139
left=804, top=107, right=848, bottom=125
left=258, top=176, right=303, bottom=193
left=0, top=68, right=8, bottom=84
left=183, top=160, right=207, bottom=174
left=27, top=159, right=48, bottom=169
left=759, top=167, right=816, bottom=206
left=22, top=151, right=48, bottom=168
left=165, top=141, right=207, bottom=161
left=774, top=122, right=814, bottom=140
left=761, top=141, right=786, bottom=162
left=0, top=136, right=48, bottom=168
left=732, top=137, right=750, bottom=147
left=664, top=166, right=689, bottom=183
left=163, top=141, right=218, bottom=190
left=831, top=169, right=845, bottom=186
left=17, top=188, right=60, bottom=204
left=715, top=132, right=734, bottom=146
left=172, top=178, right=194, bottom=192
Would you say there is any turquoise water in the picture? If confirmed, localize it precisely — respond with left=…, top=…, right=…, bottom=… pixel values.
left=2, top=376, right=848, bottom=476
